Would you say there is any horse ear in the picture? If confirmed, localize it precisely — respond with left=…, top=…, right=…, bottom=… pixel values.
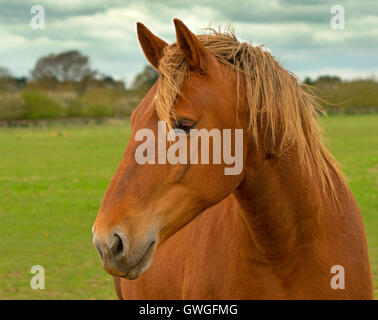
left=173, top=18, right=214, bottom=73
left=137, top=22, right=168, bottom=69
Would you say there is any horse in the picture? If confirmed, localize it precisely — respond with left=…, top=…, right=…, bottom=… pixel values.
left=92, top=19, right=373, bottom=299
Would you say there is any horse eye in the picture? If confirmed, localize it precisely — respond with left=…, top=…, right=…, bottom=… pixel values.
left=173, top=119, right=196, bottom=133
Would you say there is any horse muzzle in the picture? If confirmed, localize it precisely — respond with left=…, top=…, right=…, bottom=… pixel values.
left=92, top=230, right=157, bottom=280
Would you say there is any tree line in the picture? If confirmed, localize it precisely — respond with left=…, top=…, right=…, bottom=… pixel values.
left=0, top=50, right=377, bottom=121
left=0, top=50, right=158, bottom=121
left=304, top=75, right=378, bottom=114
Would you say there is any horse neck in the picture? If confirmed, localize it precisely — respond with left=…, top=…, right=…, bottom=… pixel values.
left=231, top=146, right=324, bottom=260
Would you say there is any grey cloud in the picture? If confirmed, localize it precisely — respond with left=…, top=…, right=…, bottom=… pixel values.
left=0, top=0, right=376, bottom=81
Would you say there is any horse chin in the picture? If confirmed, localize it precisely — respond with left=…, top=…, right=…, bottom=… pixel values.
left=122, top=255, right=154, bottom=280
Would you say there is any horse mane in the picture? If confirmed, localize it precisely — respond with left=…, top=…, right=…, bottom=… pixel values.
left=155, top=28, right=346, bottom=203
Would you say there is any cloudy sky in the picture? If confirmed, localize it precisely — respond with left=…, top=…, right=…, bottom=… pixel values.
left=0, top=0, right=377, bottom=86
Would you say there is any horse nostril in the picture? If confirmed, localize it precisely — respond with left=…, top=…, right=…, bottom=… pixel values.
left=93, top=231, right=128, bottom=260
left=111, top=233, right=125, bottom=258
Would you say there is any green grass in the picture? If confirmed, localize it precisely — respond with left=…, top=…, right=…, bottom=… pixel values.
left=0, top=121, right=131, bottom=299
left=322, top=115, right=378, bottom=298
left=0, top=115, right=377, bottom=299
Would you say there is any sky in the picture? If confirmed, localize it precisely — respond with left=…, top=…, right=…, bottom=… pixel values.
left=0, top=0, right=377, bottom=86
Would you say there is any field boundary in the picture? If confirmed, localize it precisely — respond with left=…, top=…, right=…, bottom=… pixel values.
left=0, top=117, right=128, bottom=128
left=1, top=107, right=377, bottom=128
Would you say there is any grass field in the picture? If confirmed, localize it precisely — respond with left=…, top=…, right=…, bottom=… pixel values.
left=0, top=115, right=377, bottom=299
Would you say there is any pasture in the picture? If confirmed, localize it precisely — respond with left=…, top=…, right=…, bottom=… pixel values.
left=0, top=115, right=377, bottom=299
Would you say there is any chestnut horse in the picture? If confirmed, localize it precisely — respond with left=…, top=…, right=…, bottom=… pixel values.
left=92, top=19, right=373, bottom=299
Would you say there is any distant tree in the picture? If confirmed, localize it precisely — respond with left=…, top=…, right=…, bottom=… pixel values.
left=0, top=66, right=17, bottom=92
left=14, top=77, right=27, bottom=90
left=0, top=66, right=12, bottom=78
left=100, top=75, right=126, bottom=90
left=31, top=50, right=96, bottom=82
left=315, top=75, right=341, bottom=84
left=132, top=65, right=159, bottom=90
left=303, top=77, right=314, bottom=85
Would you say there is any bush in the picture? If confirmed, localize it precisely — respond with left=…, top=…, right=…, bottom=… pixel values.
left=80, top=88, right=115, bottom=117
left=0, top=93, right=28, bottom=120
left=114, top=96, right=141, bottom=117
left=65, top=99, right=85, bottom=117
left=81, top=101, right=114, bottom=117
left=21, top=90, right=65, bottom=119
left=307, top=78, right=378, bottom=112
left=52, top=91, right=83, bottom=117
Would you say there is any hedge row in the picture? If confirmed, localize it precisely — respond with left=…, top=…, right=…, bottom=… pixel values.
left=1, top=79, right=378, bottom=120
left=0, top=88, right=143, bottom=120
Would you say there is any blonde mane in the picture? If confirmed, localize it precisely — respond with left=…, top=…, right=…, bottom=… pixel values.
left=155, top=28, right=346, bottom=202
